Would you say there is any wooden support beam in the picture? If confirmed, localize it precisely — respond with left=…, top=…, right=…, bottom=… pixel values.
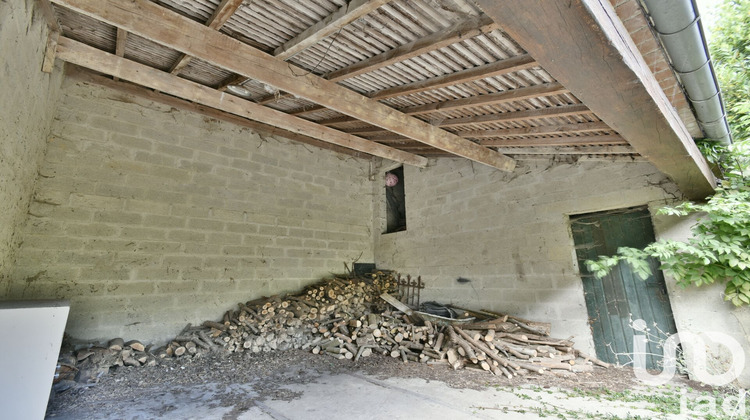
left=289, top=54, right=538, bottom=117
left=474, top=0, right=715, bottom=198
left=314, top=82, right=568, bottom=126
left=435, top=104, right=594, bottom=128
left=170, top=0, right=244, bottom=75
left=479, top=135, right=628, bottom=147
left=113, top=28, right=128, bottom=81
left=495, top=145, right=637, bottom=155
left=399, top=82, right=568, bottom=116
left=257, top=13, right=499, bottom=104
left=459, top=122, right=612, bottom=138
left=52, top=0, right=514, bottom=172
left=35, top=0, right=61, bottom=32
left=55, top=37, right=427, bottom=168
left=65, top=66, right=371, bottom=159
left=274, top=0, right=391, bottom=60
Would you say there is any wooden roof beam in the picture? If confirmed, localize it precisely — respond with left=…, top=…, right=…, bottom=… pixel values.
left=479, top=135, right=628, bottom=147
left=460, top=122, right=612, bottom=138
left=274, top=0, right=391, bottom=60
left=169, top=0, right=244, bottom=75
left=289, top=53, right=538, bottom=117
left=56, top=37, right=427, bottom=168
left=316, top=82, right=570, bottom=126
left=53, top=0, right=515, bottom=172
left=222, top=0, right=391, bottom=92
left=474, top=0, right=715, bottom=198
left=257, top=13, right=499, bottom=104
left=495, top=145, right=637, bottom=155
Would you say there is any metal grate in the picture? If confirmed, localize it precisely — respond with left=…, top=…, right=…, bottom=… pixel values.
left=397, top=274, right=424, bottom=308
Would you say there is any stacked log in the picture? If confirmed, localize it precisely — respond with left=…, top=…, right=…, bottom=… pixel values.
left=55, top=271, right=610, bottom=386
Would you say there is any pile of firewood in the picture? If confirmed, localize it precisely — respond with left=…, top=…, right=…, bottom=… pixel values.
left=55, top=271, right=610, bottom=387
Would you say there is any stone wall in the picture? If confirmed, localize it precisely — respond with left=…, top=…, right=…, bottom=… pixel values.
left=7, top=75, right=374, bottom=343
left=0, top=0, right=63, bottom=283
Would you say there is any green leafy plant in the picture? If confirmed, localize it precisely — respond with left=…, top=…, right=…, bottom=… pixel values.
left=586, top=141, right=750, bottom=306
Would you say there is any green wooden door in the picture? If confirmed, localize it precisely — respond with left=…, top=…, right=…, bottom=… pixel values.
left=571, top=207, right=677, bottom=369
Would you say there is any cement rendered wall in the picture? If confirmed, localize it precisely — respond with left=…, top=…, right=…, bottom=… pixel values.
left=373, top=158, right=685, bottom=356
left=7, top=76, right=374, bottom=344
left=0, top=0, right=63, bottom=283
left=653, top=213, right=750, bottom=387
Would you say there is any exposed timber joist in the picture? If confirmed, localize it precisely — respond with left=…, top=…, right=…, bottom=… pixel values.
left=495, top=146, right=637, bottom=155
left=52, top=0, right=515, bottom=172
left=222, top=0, right=391, bottom=92
left=459, top=122, right=612, bottom=138
left=37, top=0, right=61, bottom=73
left=320, top=82, right=569, bottom=125
left=170, top=0, right=244, bottom=75
left=257, top=13, right=499, bottom=104
left=273, top=0, right=391, bottom=60
left=55, top=37, right=428, bottom=167
left=478, top=135, right=628, bottom=147
left=474, top=0, right=715, bottom=198
left=289, top=53, right=538, bottom=117
left=435, top=104, right=594, bottom=128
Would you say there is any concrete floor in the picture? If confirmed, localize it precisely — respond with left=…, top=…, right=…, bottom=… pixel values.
left=48, top=371, right=669, bottom=419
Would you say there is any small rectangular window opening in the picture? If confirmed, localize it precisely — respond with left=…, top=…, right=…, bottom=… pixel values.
left=385, top=166, right=406, bottom=233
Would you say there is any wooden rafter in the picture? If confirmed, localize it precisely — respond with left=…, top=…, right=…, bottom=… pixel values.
left=169, top=0, right=244, bottom=75
left=37, top=0, right=61, bottom=73
left=478, top=135, right=628, bottom=147
left=289, top=53, right=538, bottom=117
left=221, top=0, right=391, bottom=92
left=495, top=145, right=637, bottom=155
left=314, top=82, right=569, bottom=126
left=459, top=122, right=612, bottom=138
left=52, top=0, right=515, bottom=172
left=256, top=13, right=499, bottom=104
left=475, top=0, right=715, bottom=198
left=435, top=104, right=594, bottom=128
left=55, top=37, right=428, bottom=168
left=274, top=0, right=391, bottom=60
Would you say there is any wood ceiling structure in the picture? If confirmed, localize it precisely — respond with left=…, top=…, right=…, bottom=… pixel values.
left=39, top=0, right=715, bottom=198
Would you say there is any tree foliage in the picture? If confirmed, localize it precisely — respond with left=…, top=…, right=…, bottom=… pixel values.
left=710, top=0, right=750, bottom=141
left=586, top=1, right=750, bottom=306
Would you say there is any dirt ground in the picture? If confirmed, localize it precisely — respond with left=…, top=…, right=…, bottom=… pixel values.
left=46, top=348, right=711, bottom=419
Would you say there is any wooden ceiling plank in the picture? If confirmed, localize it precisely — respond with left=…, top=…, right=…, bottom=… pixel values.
left=399, top=82, right=568, bottom=116
left=115, top=28, right=128, bottom=56
left=370, top=53, right=537, bottom=100
left=52, top=0, right=514, bottom=172
left=170, top=0, right=244, bottom=75
left=325, top=14, right=498, bottom=82
left=495, top=145, right=637, bottom=155
left=436, top=104, right=594, bottom=128
left=55, top=36, right=428, bottom=168
left=474, top=0, right=715, bottom=198
left=460, top=122, right=612, bottom=138
left=316, top=82, right=570, bottom=126
left=479, top=135, right=629, bottom=147
left=273, top=0, right=392, bottom=60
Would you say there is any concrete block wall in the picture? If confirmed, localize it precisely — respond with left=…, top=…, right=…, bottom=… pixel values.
left=0, top=0, right=63, bottom=283
left=374, top=158, right=681, bottom=354
left=653, top=213, right=750, bottom=387
left=7, top=75, right=374, bottom=344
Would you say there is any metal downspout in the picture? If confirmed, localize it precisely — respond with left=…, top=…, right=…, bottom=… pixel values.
left=640, top=0, right=732, bottom=146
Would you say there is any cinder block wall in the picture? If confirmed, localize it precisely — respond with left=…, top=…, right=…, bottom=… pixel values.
left=0, top=0, right=63, bottom=283
left=374, top=158, right=680, bottom=354
left=8, top=75, right=374, bottom=344
left=653, top=213, right=750, bottom=387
